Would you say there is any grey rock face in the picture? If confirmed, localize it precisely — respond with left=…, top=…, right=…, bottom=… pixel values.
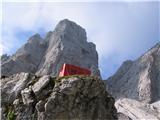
left=1, top=73, right=117, bottom=120
left=107, top=42, right=160, bottom=103
left=13, top=98, right=36, bottom=120
left=36, top=100, right=45, bottom=112
left=32, top=75, right=50, bottom=96
left=2, top=19, right=100, bottom=77
left=106, top=43, right=160, bottom=120
left=117, top=113, right=131, bottom=120
left=36, top=19, right=100, bottom=76
left=40, top=76, right=117, bottom=120
left=115, top=98, right=160, bottom=120
left=1, top=34, right=46, bottom=76
left=21, top=86, right=35, bottom=105
left=1, top=73, right=36, bottom=120
left=1, top=54, right=10, bottom=64
left=1, top=72, right=34, bottom=104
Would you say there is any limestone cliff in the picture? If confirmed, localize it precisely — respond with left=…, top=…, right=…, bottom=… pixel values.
left=107, top=42, right=160, bottom=103
left=106, top=42, right=160, bottom=120
left=1, top=19, right=100, bottom=77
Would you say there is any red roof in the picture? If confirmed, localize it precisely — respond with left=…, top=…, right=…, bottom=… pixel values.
left=59, top=63, right=91, bottom=77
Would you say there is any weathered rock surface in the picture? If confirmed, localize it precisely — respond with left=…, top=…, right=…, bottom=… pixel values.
left=117, top=113, right=131, bottom=120
left=1, top=34, right=46, bottom=76
left=1, top=54, right=10, bottom=64
left=21, top=86, right=35, bottom=105
left=0, top=73, right=36, bottom=120
left=40, top=76, right=117, bottom=120
left=1, top=72, right=34, bottom=104
left=1, top=19, right=100, bottom=77
left=32, top=75, right=50, bottom=96
left=106, top=42, right=160, bottom=120
left=115, top=98, right=160, bottom=120
left=107, top=42, right=160, bottom=103
left=36, top=19, right=100, bottom=77
left=1, top=74, right=117, bottom=120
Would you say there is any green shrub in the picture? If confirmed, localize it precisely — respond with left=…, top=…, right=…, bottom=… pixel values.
left=7, top=108, right=16, bottom=120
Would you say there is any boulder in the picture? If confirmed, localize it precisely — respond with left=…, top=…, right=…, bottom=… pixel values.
left=32, top=75, right=50, bottom=96
left=1, top=72, right=34, bottom=104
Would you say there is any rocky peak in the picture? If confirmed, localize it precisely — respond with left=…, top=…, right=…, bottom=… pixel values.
left=1, top=33, right=47, bottom=76
left=2, top=19, right=100, bottom=77
left=107, top=60, right=133, bottom=83
left=15, top=34, right=45, bottom=55
left=36, top=19, right=100, bottom=76
left=54, top=19, right=74, bottom=32
left=106, top=42, right=160, bottom=120
left=28, top=33, right=42, bottom=40
left=55, top=19, right=85, bottom=33
left=27, top=33, right=43, bottom=44
left=53, top=19, right=87, bottom=44
left=107, top=42, right=160, bottom=103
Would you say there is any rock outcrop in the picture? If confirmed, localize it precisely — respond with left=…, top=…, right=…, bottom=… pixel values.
left=107, top=42, right=160, bottom=103
left=106, top=42, right=160, bottom=120
left=1, top=19, right=100, bottom=77
left=116, top=98, right=160, bottom=120
left=1, top=73, right=117, bottom=120
left=1, top=72, right=34, bottom=105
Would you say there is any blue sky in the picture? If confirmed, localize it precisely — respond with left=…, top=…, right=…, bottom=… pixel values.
left=1, top=1, right=159, bottom=79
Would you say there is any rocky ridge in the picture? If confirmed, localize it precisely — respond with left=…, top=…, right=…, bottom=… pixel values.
left=106, top=42, right=160, bottom=120
left=1, top=73, right=117, bottom=120
left=116, top=98, right=160, bottom=120
left=1, top=19, right=100, bottom=77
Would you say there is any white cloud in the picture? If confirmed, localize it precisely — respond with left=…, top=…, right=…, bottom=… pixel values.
left=3, top=2, right=40, bottom=30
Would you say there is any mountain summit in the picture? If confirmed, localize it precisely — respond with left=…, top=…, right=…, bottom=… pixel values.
left=2, top=19, right=100, bottom=77
left=106, top=42, right=160, bottom=120
left=107, top=42, right=160, bottom=103
left=1, top=20, right=117, bottom=120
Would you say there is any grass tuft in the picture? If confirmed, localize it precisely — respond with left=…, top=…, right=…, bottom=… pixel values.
left=6, top=106, right=16, bottom=120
